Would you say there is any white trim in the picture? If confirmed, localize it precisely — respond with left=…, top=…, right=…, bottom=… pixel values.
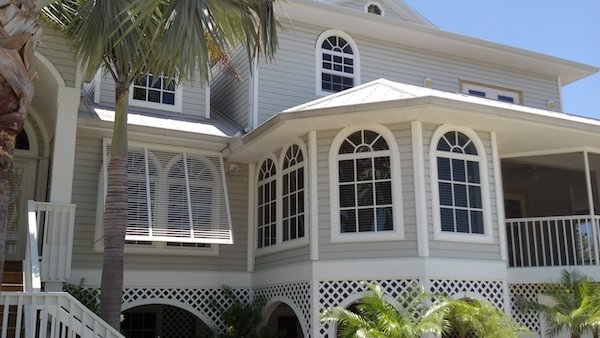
left=491, top=132, right=508, bottom=261
left=128, top=75, right=183, bottom=112
left=309, top=130, right=319, bottom=261
left=262, top=297, right=310, bottom=338
left=204, top=86, right=211, bottom=119
left=501, top=147, right=600, bottom=159
left=557, top=77, right=563, bottom=111
left=122, top=298, right=217, bottom=331
left=249, top=59, right=259, bottom=129
left=93, top=70, right=101, bottom=104
left=248, top=163, right=256, bottom=272
left=34, top=52, right=66, bottom=87
left=364, top=1, right=385, bottom=16
left=461, top=82, right=521, bottom=104
left=429, top=125, right=494, bottom=243
left=315, top=29, right=361, bottom=96
left=255, top=154, right=279, bottom=251
left=328, top=125, right=404, bottom=243
left=411, top=121, right=429, bottom=257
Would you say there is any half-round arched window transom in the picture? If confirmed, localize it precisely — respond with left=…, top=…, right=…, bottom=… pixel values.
left=436, top=131, right=484, bottom=234
left=337, top=130, right=393, bottom=233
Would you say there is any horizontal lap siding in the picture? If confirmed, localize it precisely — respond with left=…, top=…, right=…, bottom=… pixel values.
left=71, top=129, right=247, bottom=272
left=422, top=123, right=502, bottom=260
left=210, top=48, right=251, bottom=128
left=254, top=246, right=310, bottom=270
left=38, top=26, right=77, bottom=87
left=338, top=0, right=408, bottom=21
left=318, top=124, right=419, bottom=260
left=100, top=75, right=208, bottom=118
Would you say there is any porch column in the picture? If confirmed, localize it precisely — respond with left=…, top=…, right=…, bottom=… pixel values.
left=49, top=86, right=80, bottom=204
left=583, top=151, right=600, bottom=264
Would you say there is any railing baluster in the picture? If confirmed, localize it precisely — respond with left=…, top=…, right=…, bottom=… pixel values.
left=524, top=220, right=532, bottom=266
left=517, top=222, right=524, bottom=267
left=594, top=216, right=600, bottom=265
left=532, top=220, right=539, bottom=266
left=569, top=218, right=578, bottom=266
left=509, top=221, right=516, bottom=267
left=540, top=220, right=547, bottom=266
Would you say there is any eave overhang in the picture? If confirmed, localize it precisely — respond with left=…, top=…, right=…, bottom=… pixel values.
left=276, top=0, right=598, bottom=85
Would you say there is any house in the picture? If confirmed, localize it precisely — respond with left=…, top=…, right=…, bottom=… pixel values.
left=2, top=0, right=599, bottom=337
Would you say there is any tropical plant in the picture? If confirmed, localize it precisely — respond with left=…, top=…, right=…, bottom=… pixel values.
left=320, top=282, right=447, bottom=338
left=0, top=0, right=42, bottom=283
left=209, top=285, right=274, bottom=338
left=43, top=0, right=278, bottom=329
left=444, top=297, right=529, bottom=338
left=63, top=278, right=101, bottom=315
left=520, top=269, right=600, bottom=338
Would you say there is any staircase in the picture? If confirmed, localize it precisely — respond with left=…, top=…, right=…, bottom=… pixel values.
left=1, top=262, right=24, bottom=338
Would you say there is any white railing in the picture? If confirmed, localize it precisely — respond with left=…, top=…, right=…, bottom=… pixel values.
left=0, top=292, right=124, bottom=338
left=27, top=201, right=76, bottom=283
left=506, top=215, right=600, bottom=267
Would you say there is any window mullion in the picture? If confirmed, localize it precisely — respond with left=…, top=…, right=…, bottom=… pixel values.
left=183, top=152, right=194, bottom=239
left=144, top=148, right=153, bottom=237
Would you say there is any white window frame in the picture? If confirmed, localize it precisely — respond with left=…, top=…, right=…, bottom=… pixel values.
left=95, top=139, right=232, bottom=255
left=256, top=141, right=310, bottom=256
left=315, top=29, right=361, bottom=96
left=429, top=126, right=494, bottom=243
left=256, top=155, right=278, bottom=250
left=460, top=80, right=522, bottom=104
left=129, top=74, right=183, bottom=112
left=364, top=1, right=385, bottom=16
left=329, top=125, right=404, bottom=243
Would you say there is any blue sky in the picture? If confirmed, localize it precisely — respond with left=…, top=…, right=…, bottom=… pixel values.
left=403, top=0, right=600, bottom=119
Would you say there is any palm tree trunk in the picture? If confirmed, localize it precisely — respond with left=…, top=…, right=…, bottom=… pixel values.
left=99, top=82, right=129, bottom=329
left=0, top=0, right=40, bottom=283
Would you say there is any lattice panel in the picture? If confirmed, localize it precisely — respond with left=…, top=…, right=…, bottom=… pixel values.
left=162, top=305, right=194, bottom=338
left=429, top=279, right=505, bottom=309
left=254, top=282, right=312, bottom=338
left=318, top=279, right=414, bottom=337
left=123, top=287, right=249, bottom=333
left=509, top=283, right=545, bottom=336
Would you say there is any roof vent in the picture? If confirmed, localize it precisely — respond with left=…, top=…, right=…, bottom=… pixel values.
left=423, top=77, right=433, bottom=88
left=366, top=3, right=383, bottom=15
left=546, top=100, right=557, bottom=110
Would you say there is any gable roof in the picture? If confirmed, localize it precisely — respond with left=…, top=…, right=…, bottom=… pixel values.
left=319, top=0, right=435, bottom=27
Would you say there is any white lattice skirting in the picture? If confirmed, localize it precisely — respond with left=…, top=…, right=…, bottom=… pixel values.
left=254, top=282, right=312, bottom=338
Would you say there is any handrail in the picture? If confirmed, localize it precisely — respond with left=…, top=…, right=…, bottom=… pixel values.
left=23, top=201, right=42, bottom=292
left=506, top=215, right=599, bottom=268
left=0, top=292, right=124, bottom=338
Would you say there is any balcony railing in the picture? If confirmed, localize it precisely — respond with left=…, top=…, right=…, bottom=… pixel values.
left=506, top=215, right=600, bottom=267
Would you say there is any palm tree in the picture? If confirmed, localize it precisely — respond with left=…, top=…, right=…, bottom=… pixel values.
left=521, top=269, right=600, bottom=338
left=43, top=0, right=277, bottom=329
left=444, top=297, right=529, bottom=338
left=321, top=282, right=447, bottom=338
left=0, top=0, right=42, bottom=284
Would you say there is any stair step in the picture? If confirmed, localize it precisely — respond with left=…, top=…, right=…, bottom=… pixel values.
left=2, top=261, right=24, bottom=292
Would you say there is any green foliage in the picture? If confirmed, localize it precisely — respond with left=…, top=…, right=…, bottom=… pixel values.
left=519, top=269, right=600, bottom=338
left=63, top=279, right=100, bottom=315
left=209, top=285, right=275, bottom=338
left=321, top=282, right=529, bottom=338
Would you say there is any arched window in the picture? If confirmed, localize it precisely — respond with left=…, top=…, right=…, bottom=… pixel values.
left=316, top=30, right=360, bottom=95
left=432, top=129, right=490, bottom=239
left=281, top=145, right=305, bottom=242
left=337, top=130, right=393, bottom=234
left=257, top=158, right=277, bottom=248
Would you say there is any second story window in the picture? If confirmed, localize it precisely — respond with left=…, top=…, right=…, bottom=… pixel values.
left=460, top=80, right=522, bottom=104
left=282, top=145, right=305, bottom=242
left=130, top=74, right=183, bottom=112
left=316, top=30, right=360, bottom=95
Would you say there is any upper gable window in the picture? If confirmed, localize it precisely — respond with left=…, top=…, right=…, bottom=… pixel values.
left=129, top=74, right=183, bottom=112
left=316, top=30, right=360, bottom=96
left=365, top=2, right=384, bottom=16
left=430, top=127, right=493, bottom=243
left=460, top=80, right=522, bottom=104
left=329, top=126, right=403, bottom=243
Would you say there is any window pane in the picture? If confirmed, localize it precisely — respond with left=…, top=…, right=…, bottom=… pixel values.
left=372, top=137, right=388, bottom=151
left=375, top=182, right=392, bottom=205
left=356, top=158, right=373, bottom=181
left=339, top=184, right=355, bottom=207
left=162, top=92, right=175, bottom=105
left=298, top=191, right=304, bottom=213
left=376, top=207, right=393, bottom=231
left=439, top=182, right=453, bottom=206
left=457, top=132, right=470, bottom=148
left=298, top=168, right=304, bottom=189
left=357, top=183, right=374, bottom=206
left=148, top=90, right=160, bottom=103
left=466, top=161, right=480, bottom=183
left=283, top=173, right=289, bottom=195
left=464, top=142, right=477, bottom=155
left=339, top=140, right=355, bottom=154
left=283, top=219, right=289, bottom=241
left=290, top=194, right=297, bottom=215
left=374, top=157, right=390, bottom=179
left=437, top=137, right=451, bottom=152
left=290, top=171, right=297, bottom=192
left=441, top=208, right=454, bottom=232
left=452, top=159, right=466, bottom=182
left=347, top=131, right=362, bottom=148
left=454, top=184, right=468, bottom=207
left=469, top=186, right=482, bottom=209
left=438, top=158, right=451, bottom=181
left=340, top=210, right=356, bottom=233
left=290, top=218, right=297, bottom=239
left=455, top=209, right=469, bottom=233
left=283, top=196, right=289, bottom=217
left=471, top=211, right=484, bottom=234
left=358, top=209, right=374, bottom=232
left=298, top=216, right=305, bottom=237
left=364, top=130, right=378, bottom=145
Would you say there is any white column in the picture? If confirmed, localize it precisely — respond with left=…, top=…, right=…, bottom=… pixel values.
left=491, top=132, right=508, bottom=262
left=247, top=163, right=256, bottom=272
left=583, top=151, right=599, bottom=264
left=309, top=130, right=319, bottom=261
left=49, top=86, right=80, bottom=204
left=411, top=121, right=429, bottom=257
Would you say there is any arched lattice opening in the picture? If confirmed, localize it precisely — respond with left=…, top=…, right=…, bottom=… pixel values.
left=122, top=304, right=212, bottom=338
left=264, top=302, right=303, bottom=338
